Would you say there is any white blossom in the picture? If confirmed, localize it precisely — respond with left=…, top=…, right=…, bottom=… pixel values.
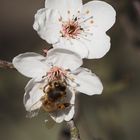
left=13, top=48, right=103, bottom=123
left=33, top=0, right=116, bottom=59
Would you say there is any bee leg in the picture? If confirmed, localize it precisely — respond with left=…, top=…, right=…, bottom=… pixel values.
left=43, top=85, right=48, bottom=93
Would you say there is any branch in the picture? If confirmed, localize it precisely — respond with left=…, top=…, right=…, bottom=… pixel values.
left=66, top=120, right=81, bottom=140
left=0, top=59, right=14, bottom=69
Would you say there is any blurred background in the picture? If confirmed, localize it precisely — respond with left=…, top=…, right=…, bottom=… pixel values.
left=0, top=0, right=140, bottom=140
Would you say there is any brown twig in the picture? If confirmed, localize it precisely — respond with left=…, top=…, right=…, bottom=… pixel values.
left=66, top=120, right=81, bottom=140
left=0, top=59, right=14, bottom=69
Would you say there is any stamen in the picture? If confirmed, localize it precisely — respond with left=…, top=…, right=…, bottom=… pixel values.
left=60, top=9, right=94, bottom=40
left=61, top=20, right=82, bottom=39
left=78, top=34, right=91, bottom=41
left=82, top=31, right=93, bottom=36
left=46, top=67, right=68, bottom=82
left=79, top=16, right=94, bottom=24
left=74, top=17, right=78, bottom=21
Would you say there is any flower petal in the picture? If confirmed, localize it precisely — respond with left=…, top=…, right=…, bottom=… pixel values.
left=64, top=87, right=75, bottom=105
left=86, top=31, right=111, bottom=59
left=33, top=8, right=61, bottom=44
left=64, top=106, right=75, bottom=121
left=53, top=38, right=89, bottom=59
left=50, top=106, right=74, bottom=123
left=82, top=1, right=116, bottom=31
left=46, top=48, right=83, bottom=71
left=74, top=68, right=103, bottom=95
left=64, top=88, right=75, bottom=121
left=45, top=0, right=83, bottom=20
left=24, top=79, right=45, bottom=111
left=50, top=111, right=65, bottom=123
left=13, top=52, right=50, bottom=79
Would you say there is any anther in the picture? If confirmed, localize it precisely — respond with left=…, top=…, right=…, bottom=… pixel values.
left=74, top=17, right=78, bottom=21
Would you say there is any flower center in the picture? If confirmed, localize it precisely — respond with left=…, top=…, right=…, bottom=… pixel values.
left=66, top=25, right=76, bottom=34
left=61, top=20, right=83, bottom=39
left=59, top=10, right=94, bottom=40
left=47, top=66, right=67, bottom=81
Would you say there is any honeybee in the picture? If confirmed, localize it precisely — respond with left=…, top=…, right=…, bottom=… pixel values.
left=41, top=79, right=70, bottom=113
left=27, top=79, right=71, bottom=118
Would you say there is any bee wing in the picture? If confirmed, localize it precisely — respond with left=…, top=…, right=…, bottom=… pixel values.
left=26, top=99, right=42, bottom=118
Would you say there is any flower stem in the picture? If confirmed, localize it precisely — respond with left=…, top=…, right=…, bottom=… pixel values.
left=0, top=59, right=14, bottom=69
left=67, top=119, right=81, bottom=140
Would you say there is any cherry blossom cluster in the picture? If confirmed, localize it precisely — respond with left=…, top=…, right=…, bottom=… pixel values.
left=13, top=0, right=116, bottom=123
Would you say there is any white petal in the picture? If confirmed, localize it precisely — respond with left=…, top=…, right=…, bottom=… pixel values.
left=45, top=0, right=83, bottom=20
left=64, top=106, right=75, bottom=121
left=74, top=68, right=103, bottom=95
left=82, top=1, right=116, bottom=31
left=24, top=79, right=45, bottom=111
left=65, top=87, right=75, bottom=105
left=12, top=52, right=50, bottom=79
left=53, top=38, right=89, bottom=59
left=64, top=87, right=75, bottom=121
left=86, top=31, right=111, bottom=59
left=46, top=48, right=83, bottom=71
left=50, top=111, right=65, bottom=123
left=33, top=8, right=61, bottom=44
